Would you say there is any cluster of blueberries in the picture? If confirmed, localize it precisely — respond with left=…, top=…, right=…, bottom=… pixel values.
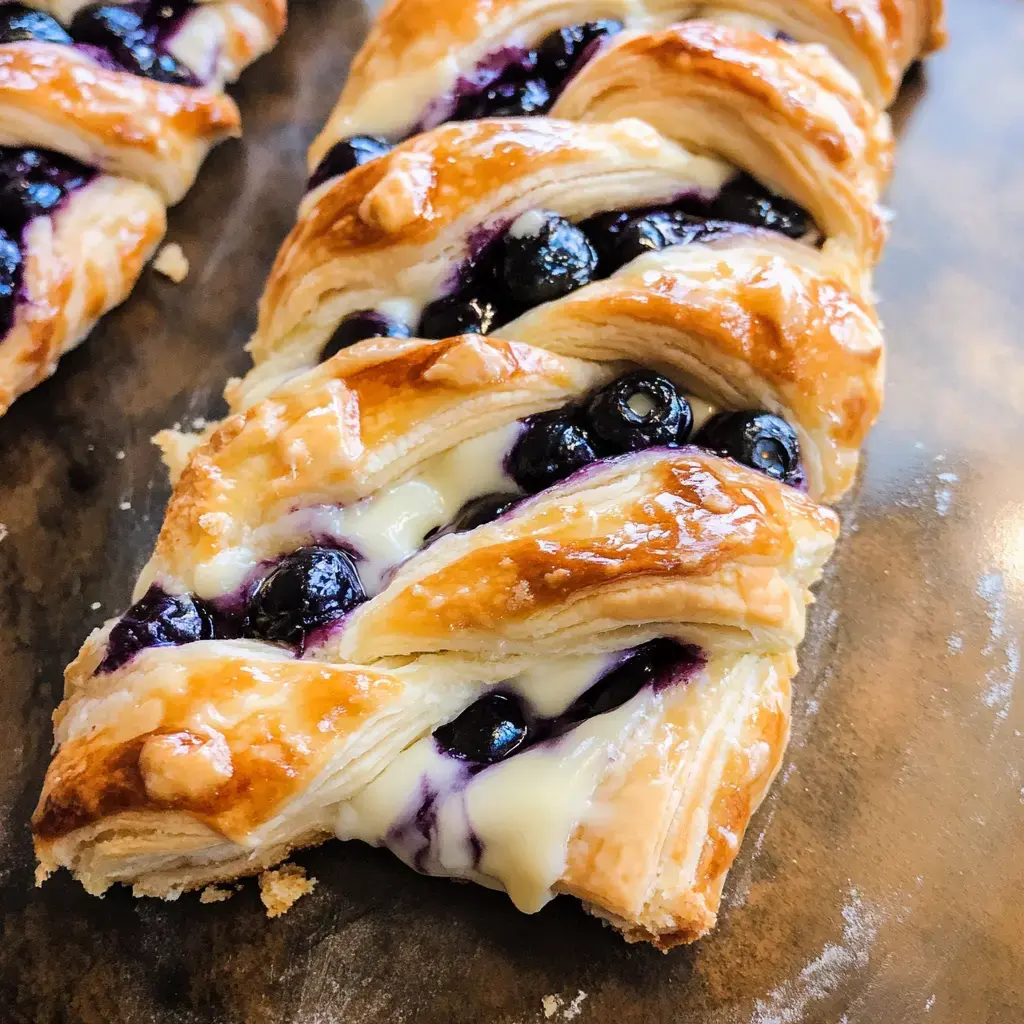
left=0, top=147, right=93, bottom=336
left=315, top=188, right=811, bottom=364
left=433, top=638, right=702, bottom=765
left=0, top=2, right=197, bottom=85
left=100, top=370, right=801, bottom=675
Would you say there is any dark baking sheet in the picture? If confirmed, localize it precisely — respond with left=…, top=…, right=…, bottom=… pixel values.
left=2, top=1, right=1022, bottom=1020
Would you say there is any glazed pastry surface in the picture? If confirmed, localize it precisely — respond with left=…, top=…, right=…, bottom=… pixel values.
left=32, top=0, right=944, bottom=949
left=0, top=1, right=287, bottom=414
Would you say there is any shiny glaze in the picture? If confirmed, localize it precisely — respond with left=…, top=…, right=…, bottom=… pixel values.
left=152, top=335, right=604, bottom=590
left=346, top=449, right=838, bottom=651
left=257, top=118, right=725, bottom=354
left=0, top=44, right=240, bottom=186
left=33, top=652, right=406, bottom=843
left=314, top=0, right=945, bottom=162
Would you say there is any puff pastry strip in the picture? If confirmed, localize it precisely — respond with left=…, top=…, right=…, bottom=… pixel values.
left=313, top=0, right=944, bottom=161
left=0, top=0, right=286, bottom=414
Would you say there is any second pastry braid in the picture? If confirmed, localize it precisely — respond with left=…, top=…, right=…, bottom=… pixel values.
left=0, top=1, right=287, bottom=414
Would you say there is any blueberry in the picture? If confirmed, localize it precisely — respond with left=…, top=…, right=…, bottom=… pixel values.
left=712, top=172, right=811, bottom=239
left=419, top=294, right=501, bottom=338
left=318, top=310, right=409, bottom=362
left=448, top=492, right=520, bottom=533
left=0, top=4, right=73, bottom=44
left=535, top=20, right=623, bottom=84
left=501, top=211, right=597, bottom=307
left=244, top=546, right=365, bottom=645
left=99, top=586, right=215, bottom=673
left=0, top=228, right=23, bottom=336
left=508, top=411, right=598, bottom=493
left=69, top=4, right=196, bottom=85
left=693, top=410, right=802, bottom=484
left=470, top=76, right=551, bottom=118
left=434, top=692, right=532, bottom=764
left=578, top=210, right=631, bottom=275
left=307, top=135, right=392, bottom=191
left=560, top=639, right=692, bottom=724
left=586, top=371, right=693, bottom=453
left=0, top=148, right=91, bottom=230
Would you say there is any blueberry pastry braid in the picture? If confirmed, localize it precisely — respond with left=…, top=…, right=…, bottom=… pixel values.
left=0, top=0, right=286, bottom=414
left=33, top=324, right=842, bottom=944
left=33, top=0, right=943, bottom=949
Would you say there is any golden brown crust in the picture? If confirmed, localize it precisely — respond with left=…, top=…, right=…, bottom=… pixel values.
left=559, top=651, right=792, bottom=947
left=0, top=1, right=286, bottom=415
left=0, top=176, right=166, bottom=415
left=150, top=334, right=609, bottom=592
left=338, top=449, right=838, bottom=662
left=0, top=44, right=241, bottom=204
left=256, top=118, right=728, bottom=376
left=33, top=652, right=406, bottom=844
left=552, top=22, right=892, bottom=265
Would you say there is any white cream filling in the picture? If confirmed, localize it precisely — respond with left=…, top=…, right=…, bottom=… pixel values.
left=190, top=422, right=522, bottom=600
left=187, top=388, right=716, bottom=602
left=335, top=650, right=666, bottom=913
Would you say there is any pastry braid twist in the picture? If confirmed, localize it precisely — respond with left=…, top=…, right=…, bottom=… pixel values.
left=0, top=0, right=287, bottom=414
left=33, top=0, right=943, bottom=947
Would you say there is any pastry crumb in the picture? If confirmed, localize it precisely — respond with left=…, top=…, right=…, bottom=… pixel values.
left=199, top=885, right=234, bottom=904
left=542, top=992, right=588, bottom=1020
left=90, top=601, right=102, bottom=611
left=154, top=243, right=189, bottom=283
left=259, top=864, right=316, bottom=918
left=0, top=524, right=7, bottom=542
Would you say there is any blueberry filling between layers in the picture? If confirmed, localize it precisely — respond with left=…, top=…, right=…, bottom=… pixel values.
left=98, top=374, right=803, bottom=672
left=0, top=2, right=200, bottom=86
left=433, top=638, right=702, bottom=766
left=307, top=20, right=625, bottom=190
left=315, top=186, right=815, bottom=357
left=0, top=146, right=95, bottom=337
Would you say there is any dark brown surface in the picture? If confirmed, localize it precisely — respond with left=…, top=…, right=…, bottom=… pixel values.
left=1, top=1, right=1022, bottom=1021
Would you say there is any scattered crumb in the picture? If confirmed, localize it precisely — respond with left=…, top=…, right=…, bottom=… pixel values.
left=153, top=243, right=189, bottom=283
left=541, top=992, right=587, bottom=1020
left=0, top=524, right=7, bottom=542
left=90, top=602, right=102, bottom=611
left=259, top=864, right=316, bottom=918
left=119, top=500, right=132, bottom=511
left=115, top=450, right=126, bottom=461
left=191, top=416, right=207, bottom=430
left=199, top=885, right=234, bottom=904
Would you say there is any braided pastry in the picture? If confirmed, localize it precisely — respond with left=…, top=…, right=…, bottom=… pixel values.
left=0, top=0, right=287, bottom=414
left=33, top=0, right=943, bottom=948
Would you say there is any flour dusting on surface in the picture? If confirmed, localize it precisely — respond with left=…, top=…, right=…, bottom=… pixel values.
left=977, top=573, right=1019, bottom=721
left=747, top=890, right=880, bottom=1024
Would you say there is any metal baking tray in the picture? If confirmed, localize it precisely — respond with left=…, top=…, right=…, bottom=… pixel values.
left=1, top=1, right=1020, bottom=1020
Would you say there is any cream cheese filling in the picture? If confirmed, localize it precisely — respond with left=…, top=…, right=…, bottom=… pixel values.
left=335, top=651, right=668, bottom=913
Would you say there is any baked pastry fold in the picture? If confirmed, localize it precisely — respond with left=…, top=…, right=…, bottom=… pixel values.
left=312, top=0, right=944, bottom=163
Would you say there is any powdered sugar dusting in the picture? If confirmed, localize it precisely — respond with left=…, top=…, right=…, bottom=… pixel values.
left=747, top=890, right=880, bottom=1024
